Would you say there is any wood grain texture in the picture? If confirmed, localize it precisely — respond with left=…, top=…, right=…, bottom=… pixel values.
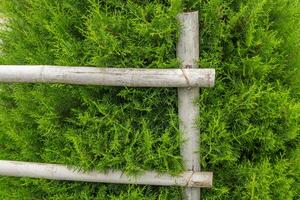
left=0, top=65, right=215, bottom=87
left=0, top=160, right=213, bottom=188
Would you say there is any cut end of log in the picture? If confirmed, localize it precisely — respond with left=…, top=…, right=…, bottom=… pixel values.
left=188, top=172, right=213, bottom=188
left=208, top=69, right=216, bottom=87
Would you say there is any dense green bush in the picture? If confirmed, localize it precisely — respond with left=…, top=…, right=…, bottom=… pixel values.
left=0, top=0, right=299, bottom=199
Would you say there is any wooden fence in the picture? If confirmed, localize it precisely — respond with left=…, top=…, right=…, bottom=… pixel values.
left=0, top=12, right=215, bottom=200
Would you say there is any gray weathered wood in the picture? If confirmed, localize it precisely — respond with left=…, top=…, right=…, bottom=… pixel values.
left=0, top=65, right=215, bottom=88
left=0, top=160, right=213, bottom=187
left=177, top=11, right=202, bottom=200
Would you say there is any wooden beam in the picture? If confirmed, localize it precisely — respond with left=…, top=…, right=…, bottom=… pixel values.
left=0, top=65, right=215, bottom=88
left=177, top=11, right=203, bottom=200
left=0, top=160, right=213, bottom=188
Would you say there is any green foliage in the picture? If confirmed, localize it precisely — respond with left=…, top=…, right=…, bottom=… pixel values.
left=0, top=0, right=299, bottom=199
left=194, top=0, right=300, bottom=199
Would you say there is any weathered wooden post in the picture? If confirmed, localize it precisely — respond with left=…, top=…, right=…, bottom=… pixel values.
left=177, top=11, right=201, bottom=200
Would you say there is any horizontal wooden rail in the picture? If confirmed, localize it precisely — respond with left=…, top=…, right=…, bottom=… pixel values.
left=0, top=160, right=213, bottom=188
left=0, top=65, right=215, bottom=87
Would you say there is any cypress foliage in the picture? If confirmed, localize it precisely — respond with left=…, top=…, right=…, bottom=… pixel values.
left=0, top=0, right=299, bottom=199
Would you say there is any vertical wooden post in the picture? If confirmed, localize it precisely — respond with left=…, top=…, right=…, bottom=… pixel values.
left=177, top=12, right=200, bottom=200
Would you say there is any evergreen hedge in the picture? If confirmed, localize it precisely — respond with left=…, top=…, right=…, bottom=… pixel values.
left=0, top=0, right=299, bottom=199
